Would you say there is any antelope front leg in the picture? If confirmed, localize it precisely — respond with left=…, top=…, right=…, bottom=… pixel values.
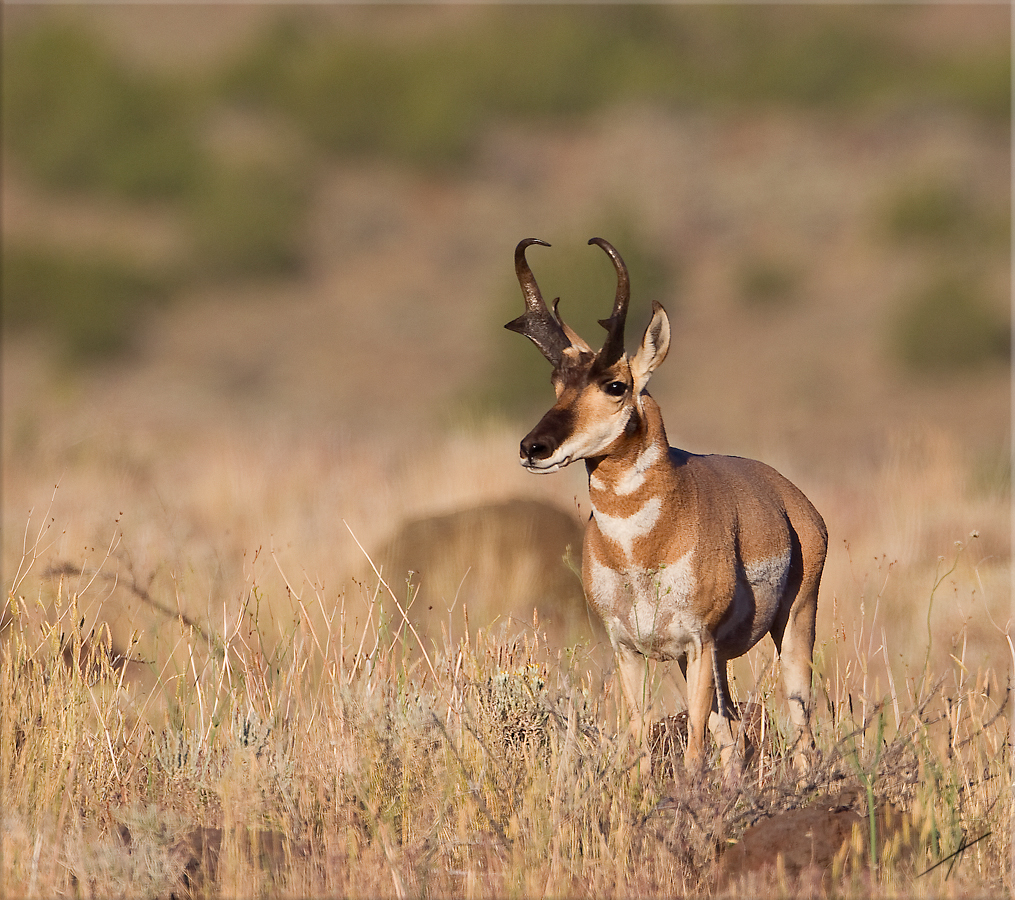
left=615, top=646, right=651, bottom=771
left=683, top=637, right=717, bottom=770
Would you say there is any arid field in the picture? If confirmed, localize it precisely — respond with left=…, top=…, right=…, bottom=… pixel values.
left=2, top=5, right=1011, bottom=897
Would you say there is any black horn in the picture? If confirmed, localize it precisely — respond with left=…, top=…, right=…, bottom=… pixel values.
left=588, top=237, right=630, bottom=369
left=505, top=238, right=572, bottom=366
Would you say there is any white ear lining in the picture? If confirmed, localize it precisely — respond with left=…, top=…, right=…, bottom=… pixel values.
left=631, top=303, right=670, bottom=391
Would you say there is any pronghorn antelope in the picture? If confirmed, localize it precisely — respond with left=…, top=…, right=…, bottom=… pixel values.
left=506, top=237, right=827, bottom=772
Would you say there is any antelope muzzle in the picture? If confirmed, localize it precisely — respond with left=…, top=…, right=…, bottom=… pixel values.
left=519, top=406, right=574, bottom=470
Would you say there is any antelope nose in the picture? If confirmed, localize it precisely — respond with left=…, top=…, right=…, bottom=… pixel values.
left=520, top=435, right=556, bottom=463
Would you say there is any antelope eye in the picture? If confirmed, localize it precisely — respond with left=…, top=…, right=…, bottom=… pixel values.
left=604, top=380, right=628, bottom=397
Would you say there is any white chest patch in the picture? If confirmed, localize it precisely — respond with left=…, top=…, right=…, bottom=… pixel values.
left=628, top=551, right=696, bottom=633
left=592, top=496, right=662, bottom=558
left=588, top=551, right=701, bottom=659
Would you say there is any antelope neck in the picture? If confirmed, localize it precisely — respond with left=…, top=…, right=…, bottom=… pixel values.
left=586, top=396, right=671, bottom=506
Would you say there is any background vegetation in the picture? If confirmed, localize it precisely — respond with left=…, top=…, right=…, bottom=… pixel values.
left=2, top=6, right=1009, bottom=375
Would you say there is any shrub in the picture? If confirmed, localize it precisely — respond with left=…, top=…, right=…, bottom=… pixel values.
left=890, top=272, right=1009, bottom=375
left=2, top=19, right=315, bottom=353
left=929, top=48, right=1012, bottom=121
left=218, top=18, right=482, bottom=169
left=218, top=7, right=1010, bottom=173
left=880, top=177, right=1009, bottom=250
left=736, top=255, right=803, bottom=311
left=185, top=160, right=309, bottom=280
left=2, top=245, right=169, bottom=360
left=2, top=20, right=202, bottom=199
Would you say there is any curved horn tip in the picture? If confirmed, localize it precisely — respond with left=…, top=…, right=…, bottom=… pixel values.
left=516, top=237, right=551, bottom=252
left=588, top=237, right=627, bottom=270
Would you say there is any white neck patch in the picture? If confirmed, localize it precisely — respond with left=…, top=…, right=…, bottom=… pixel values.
left=589, top=441, right=664, bottom=495
left=592, top=495, right=663, bottom=558
left=615, top=442, right=663, bottom=496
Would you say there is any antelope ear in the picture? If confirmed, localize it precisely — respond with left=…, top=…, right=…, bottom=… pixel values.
left=630, top=301, right=670, bottom=391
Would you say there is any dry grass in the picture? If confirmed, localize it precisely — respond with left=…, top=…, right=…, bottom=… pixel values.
left=1, top=557, right=1009, bottom=898
left=2, top=421, right=1010, bottom=898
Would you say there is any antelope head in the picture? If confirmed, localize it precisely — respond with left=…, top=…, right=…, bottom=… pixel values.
left=506, top=238, right=671, bottom=473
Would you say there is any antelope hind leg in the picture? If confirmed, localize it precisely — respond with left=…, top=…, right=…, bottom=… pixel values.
left=779, top=582, right=820, bottom=772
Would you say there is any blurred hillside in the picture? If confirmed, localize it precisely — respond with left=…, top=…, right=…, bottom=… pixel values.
left=2, top=3, right=1010, bottom=701
left=2, top=4, right=1010, bottom=470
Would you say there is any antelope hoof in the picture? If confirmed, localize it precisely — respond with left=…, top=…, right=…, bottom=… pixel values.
left=638, top=751, right=652, bottom=781
left=683, top=744, right=706, bottom=774
left=721, top=761, right=744, bottom=791
left=792, top=747, right=815, bottom=777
